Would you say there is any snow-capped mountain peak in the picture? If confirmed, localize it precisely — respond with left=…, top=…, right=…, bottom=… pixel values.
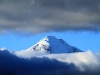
left=27, top=36, right=82, bottom=54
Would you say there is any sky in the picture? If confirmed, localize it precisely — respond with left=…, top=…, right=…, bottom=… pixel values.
left=0, top=0, right=100, bottom=75
left=0, top=32, right=100, bottom=52
left=0, top=0, right=100, bottom=52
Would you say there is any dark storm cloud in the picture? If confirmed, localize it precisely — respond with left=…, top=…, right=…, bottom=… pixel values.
left=0, top=50, right=78, bottom=75
left=0, top=49, right=100, bottom=75
left=0, top=0, right=100, bottom=34
left=35, top=0, right=100, bottom=12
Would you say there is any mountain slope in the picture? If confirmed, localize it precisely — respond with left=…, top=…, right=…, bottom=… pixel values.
left=27, top=36, right=83, bottom=54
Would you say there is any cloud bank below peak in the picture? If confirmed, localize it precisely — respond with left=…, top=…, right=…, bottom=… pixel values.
left=0, top=48, right=100, bottom=75
left=0, top=0, right=100, bottom=34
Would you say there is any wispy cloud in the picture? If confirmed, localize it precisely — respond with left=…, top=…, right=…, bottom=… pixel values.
left=0, top=0, right=100, bottom=34
left=0, top=48, right=100, bottom=75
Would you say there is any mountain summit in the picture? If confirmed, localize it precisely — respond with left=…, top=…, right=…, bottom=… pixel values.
left=27, top=36, right=83, bottom=54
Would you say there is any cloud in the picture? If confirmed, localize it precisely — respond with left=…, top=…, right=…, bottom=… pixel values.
left=0, top=0, right=100, bottom=34
left=0, top=48, right=100, bottom=75
left=14, top=50, right=100, bottom=72
left=0, top=49, right=78, bottom=75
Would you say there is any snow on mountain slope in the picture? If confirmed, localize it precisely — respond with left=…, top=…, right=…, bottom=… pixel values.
left=0, top=47, right=8, bottom=51
left=27, top=36, right=83, bottom=54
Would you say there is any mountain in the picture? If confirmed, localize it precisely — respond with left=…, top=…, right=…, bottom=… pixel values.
left=27, top=36, right=83, bottom=54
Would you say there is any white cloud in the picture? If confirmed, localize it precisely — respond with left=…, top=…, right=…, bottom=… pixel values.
left=14, top=49, right=47, bottom=58
left=14, top=49, right=100, bottom=72
left=0, top=47, right=7, bottom=51
left=0, top=48, right=100, bottom=75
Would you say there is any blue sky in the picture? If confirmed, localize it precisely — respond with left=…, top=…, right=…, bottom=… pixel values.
left=0, top=31, right=100, bottom=52
left=0, top=0, right=100, bottom=52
